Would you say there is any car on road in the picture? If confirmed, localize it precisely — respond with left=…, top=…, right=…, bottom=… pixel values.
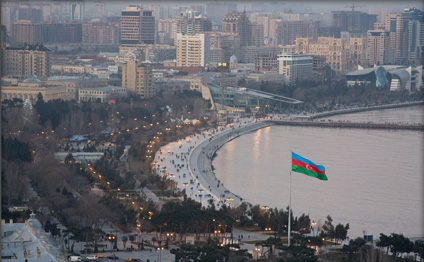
left=68, top=255, right=82, bottom=261
left=97, top=254, right=104, bottom=258
left=107, top=255, right=119, bottom=259
left=86, top=255, right=98, bottom=260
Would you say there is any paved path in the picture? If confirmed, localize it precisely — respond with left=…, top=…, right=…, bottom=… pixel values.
left=154, top=118, right=271, bottom=207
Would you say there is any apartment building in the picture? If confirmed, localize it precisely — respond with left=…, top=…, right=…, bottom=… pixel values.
left=122, top=60, right=155, bottom=98
left=2, top=44, right=51, bottom=77
left=175, top=33, right=210, bottom=67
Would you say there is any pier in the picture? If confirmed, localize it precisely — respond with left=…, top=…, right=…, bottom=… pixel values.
left=307, top=101, right=424, bottom=120
left=267, top=120, right=424, bottom=131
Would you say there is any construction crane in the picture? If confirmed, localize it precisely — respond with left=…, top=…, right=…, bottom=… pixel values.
left=344, top=3, right=366, bottom=12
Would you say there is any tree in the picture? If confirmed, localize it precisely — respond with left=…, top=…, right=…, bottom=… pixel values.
left=389, top=233, right=414, bottom=257
left=376, top=233, right=390, bottom=254
left=342, top=237, right=366, bottom=260
left=122, top=235, right=128, bottom=249
left=334, top=223, right=349, bottom=240
left=129, top=235, right=136, bottom=242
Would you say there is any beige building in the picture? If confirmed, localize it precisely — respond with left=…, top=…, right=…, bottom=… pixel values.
left=122, top=60, right=155, bottom=98
left=78, top=86, right=127, bottom=103
left=204, top=31, right=241, bottom=63
left=158, top=18, right=178, bottom=42
left=240, top=45, right=280, bottom=63
left=1, top=77, right=66, bottom=102
left=222, top=11, right=250, bottom=46
left=46, top=78, right=108, bottom=100
left=82, top=22, right=120, bottom=45
left=295, top=36, right=367, bottom=73
left=10, top=20, right=43, bottom=45
left=176, top=33, right=210, bottom=67
left=51, top=64, right=90, bottom=74
left=366, top=29, right=391, bottom=65
left=2, top=44, right=51, bottom=77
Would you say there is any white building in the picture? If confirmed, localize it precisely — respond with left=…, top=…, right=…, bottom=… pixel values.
left=176, top=33, right=210, bottom=67
left=1, top=213, right=65, bottom=261
left=277, top=53, right=313, bottom=84
left=78, top=86, right=127, bottom=103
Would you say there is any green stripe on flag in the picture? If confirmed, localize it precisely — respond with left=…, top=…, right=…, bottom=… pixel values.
left=292, top=165, right=328, bottom=181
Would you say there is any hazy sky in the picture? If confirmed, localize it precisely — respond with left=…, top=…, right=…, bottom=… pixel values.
left=101, top=0, right=424, bottom=13
left=3, top=0, right=423, bottom=16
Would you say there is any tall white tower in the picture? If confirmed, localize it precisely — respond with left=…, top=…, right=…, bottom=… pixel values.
left=71, top=1, right=84, bottom=21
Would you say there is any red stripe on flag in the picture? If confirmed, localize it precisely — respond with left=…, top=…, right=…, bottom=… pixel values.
left=292, top=159, right=325, bottom=174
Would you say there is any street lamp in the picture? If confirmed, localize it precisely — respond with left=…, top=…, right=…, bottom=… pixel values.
left=226, top=197, right=234, bottom=208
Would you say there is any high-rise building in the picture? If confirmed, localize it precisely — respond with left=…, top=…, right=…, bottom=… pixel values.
left=384, top=8, right=424, bottom=65
left=1, top=6, right=13, bottom=31
left=222, top=11, right=250, bottom=46
left=11, top=20, right=43, bottom=45
left=2, top=44, right=51, bottom=77
left=71, top=2, right=84, bottom=21
left=122, top=60, right=155, bottom=98
left=42, top=22, right=82, bottom=43
left=176, top=33, right=210, bottom=67
left=276, top=21, right=317, bottom=46
left=121, top=5, right=155, bottom=45
left=403, top=8, right=424, bottom=64
left=150, top=5, right=169, bottom=20
left=176, top=17, right=212, bottom=36
left=158, top=18, right=178, bottom=42
left=277, top=53, right=313, bottom=84
left=18, top=7, right=42, bottom=23
left=331, top=11, right=377, bottom=33
left=366, top=29, right=391, bottom=65
left=248, top=23, right=264, bottom=47
left=82, top=22, right=120, bottom=44
left=205, top=31, right=241, bottom=63
left=1, top=25, right=8, bottom=44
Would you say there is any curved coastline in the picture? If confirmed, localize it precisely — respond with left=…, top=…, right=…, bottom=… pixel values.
left=187, top=120, right=272, bottom=207
left=153, top=118, right=272, bottom=207
left=154, top=102, right=424, bottom=209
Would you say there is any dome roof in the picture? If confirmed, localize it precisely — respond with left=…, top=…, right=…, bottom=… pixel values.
left=27, top=212, right=43, bottom=229
left=23, top=77, right=41, bottom=83
left=230, top=55, right=238, bottom=62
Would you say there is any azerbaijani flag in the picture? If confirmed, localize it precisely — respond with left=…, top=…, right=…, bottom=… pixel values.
left=292, top=152, right=328, bottom=181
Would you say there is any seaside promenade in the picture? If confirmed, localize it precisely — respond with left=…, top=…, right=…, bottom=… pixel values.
left=153, top=117, right=272, bottom=207
left=151, top=101, right=424, bottom=210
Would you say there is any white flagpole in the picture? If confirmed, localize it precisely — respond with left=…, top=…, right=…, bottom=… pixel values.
left=288, top=171, right=291, bottom=246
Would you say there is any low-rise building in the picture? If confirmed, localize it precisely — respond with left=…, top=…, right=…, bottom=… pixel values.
left=78, top=86, right=127, bottom=103
left=1, top=213, right=65, bottom=261
left=55, top=152, right=105, bottom=164
left=46, top=77, right=108, bottom=100
left=1, top=77, right=66, bottom=102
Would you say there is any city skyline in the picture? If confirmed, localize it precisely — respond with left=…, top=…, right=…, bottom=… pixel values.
left=1, top=0, right=423, bottom=261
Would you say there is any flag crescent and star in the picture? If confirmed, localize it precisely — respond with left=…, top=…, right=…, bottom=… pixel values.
left=291, top=152, right=328, bottom=181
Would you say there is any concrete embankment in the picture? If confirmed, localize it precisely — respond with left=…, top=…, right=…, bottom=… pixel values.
left=308, top=101, right=424, bottom=120
left=267, top=120, right=424, bottom=131
left=187, top=121, right=272, bottom=207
